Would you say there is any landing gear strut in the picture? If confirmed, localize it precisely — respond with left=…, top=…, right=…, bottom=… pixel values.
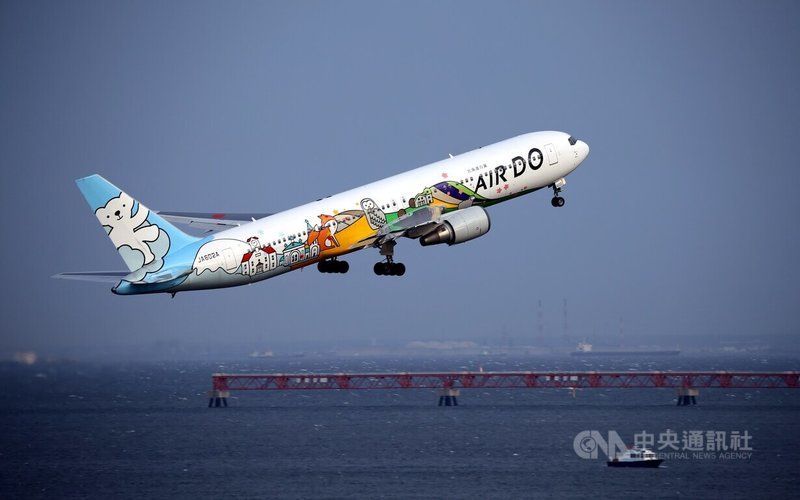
left=374, top=241, right=406, bottom=276
left=551, top=179, right=566, bottom=207
left=318, top=258, right=349, bottom=274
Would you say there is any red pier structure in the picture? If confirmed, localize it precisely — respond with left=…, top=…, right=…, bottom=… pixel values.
left=208, top=370, right=799, bottom=407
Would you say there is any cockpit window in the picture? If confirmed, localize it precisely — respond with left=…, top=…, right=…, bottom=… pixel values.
left=568, top=136, right=578, bottom=146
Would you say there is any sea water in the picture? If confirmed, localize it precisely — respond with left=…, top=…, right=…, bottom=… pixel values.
left=1, top=355, right=797, bottom=499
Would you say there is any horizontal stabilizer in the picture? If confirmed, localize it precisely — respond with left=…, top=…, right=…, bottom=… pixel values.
left=52, top=271, right=129, bottom=283
left=124, top=266, right=192, bottom=285
left=157, top=211, right=273, bottom=232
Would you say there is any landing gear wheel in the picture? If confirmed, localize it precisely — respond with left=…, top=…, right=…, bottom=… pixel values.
left=374, top=240, right=405, bottom=276
left=373, top=261, right=406, bottom=276
left=551, top=181, right=566, bottom=208
left=319, top=259, right=349, bottom=274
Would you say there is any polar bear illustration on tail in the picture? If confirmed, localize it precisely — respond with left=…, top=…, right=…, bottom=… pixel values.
left=74, top=174, right=200, bottom=281
left=95, top=192, right=162, bottom=266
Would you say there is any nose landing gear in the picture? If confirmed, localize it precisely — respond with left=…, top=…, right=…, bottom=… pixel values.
left=551, top=178, right=566, bottom=207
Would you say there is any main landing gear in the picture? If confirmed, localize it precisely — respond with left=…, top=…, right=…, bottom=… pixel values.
left=374, top=240, right=406, bottom=276
left=374, top=261, right=406, bottom=276
left=318, top=258, right=349, bottom=274
left=551, top=178, right=566, bottom=207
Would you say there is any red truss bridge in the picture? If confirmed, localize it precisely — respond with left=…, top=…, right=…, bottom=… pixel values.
left=208, top=371, right=799, bottom=407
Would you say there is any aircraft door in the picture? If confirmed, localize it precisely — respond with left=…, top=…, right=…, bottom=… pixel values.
left=545, top=143, right=559, bottom=165
left=223, top=248, right=237, bottom=272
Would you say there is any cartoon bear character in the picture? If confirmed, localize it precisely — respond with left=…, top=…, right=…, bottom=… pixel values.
left=360, top=198, right=387, bottom=230
left=95, top=192, right=160, bottom=265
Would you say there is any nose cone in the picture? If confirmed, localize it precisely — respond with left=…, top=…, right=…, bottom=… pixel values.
left=575, top=140, right=590, bottom=165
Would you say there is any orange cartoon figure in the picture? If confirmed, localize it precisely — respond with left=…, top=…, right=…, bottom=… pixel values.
left=306, top=214, right=340, bottom=251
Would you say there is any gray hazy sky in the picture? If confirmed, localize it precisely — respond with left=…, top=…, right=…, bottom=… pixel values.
left=2, top=1, right=799, bottom=359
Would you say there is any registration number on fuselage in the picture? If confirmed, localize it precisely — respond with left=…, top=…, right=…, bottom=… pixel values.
left=197, top=251, right=220, bottom=263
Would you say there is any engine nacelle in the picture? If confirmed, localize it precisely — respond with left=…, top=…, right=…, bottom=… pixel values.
left=419, top=206, right=491, bottom=246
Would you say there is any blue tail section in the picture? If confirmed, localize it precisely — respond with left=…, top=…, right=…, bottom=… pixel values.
left=76, top=174, right=200, bottom=273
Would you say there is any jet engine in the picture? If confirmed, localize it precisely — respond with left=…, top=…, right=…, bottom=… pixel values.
left=419, top=206, right=491, bottom=246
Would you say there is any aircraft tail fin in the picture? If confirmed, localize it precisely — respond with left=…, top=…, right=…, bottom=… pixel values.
left=75, top=174, right=200, bottom=272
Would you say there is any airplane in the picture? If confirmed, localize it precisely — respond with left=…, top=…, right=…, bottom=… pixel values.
left=54, top=131, right=589, bottom=295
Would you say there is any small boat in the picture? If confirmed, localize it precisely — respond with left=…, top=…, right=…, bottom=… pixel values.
left=607, top=447, right=663, bottom=468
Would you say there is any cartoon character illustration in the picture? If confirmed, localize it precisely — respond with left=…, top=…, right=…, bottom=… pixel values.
left=360, top=198, right=387, bottom=230
left=305, top=214, right=340, bottom=251
left=240, top=236, right=278, bottom=276
left=95, top=192, right=161, bottom=265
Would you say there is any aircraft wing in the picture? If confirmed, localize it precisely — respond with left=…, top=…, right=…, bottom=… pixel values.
left=156, top=211, right=273, bottom=232
left=52, top=271, right=129, bottom=283
left=372, top=205, right=447, bottom=245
